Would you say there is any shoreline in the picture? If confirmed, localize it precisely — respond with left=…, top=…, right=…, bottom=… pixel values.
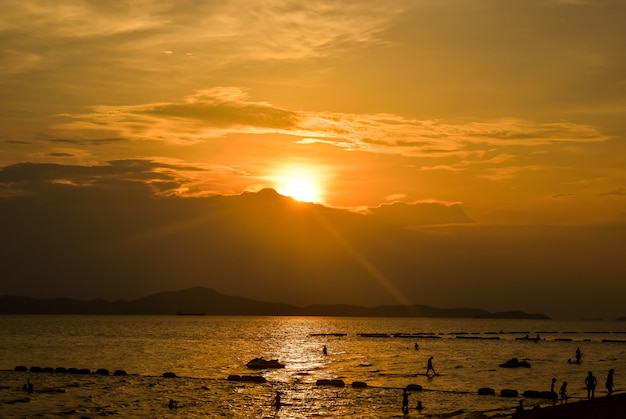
left=512, top=392, right=626, bottom=418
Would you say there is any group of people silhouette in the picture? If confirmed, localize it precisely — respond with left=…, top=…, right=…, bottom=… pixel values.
left=270, top=344, right=615, bottom=414
left=401, top=388, right=423, bottom=413
left=554, top=368, right=615, bottom=404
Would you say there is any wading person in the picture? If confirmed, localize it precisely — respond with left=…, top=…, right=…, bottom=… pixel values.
left=585, top=371, right=597, bottom=399
left=402, top=389, right=410, bottom=412
left=426, top=356, right=436, bottom=376
left=606, top=369, right=614, bottom=398
left=559, top=381, right=568, bottom=404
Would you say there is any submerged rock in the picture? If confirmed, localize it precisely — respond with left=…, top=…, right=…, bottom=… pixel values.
left=316, top=379, right=345, bottom=387
left=500, top=358, right=531, bottom=368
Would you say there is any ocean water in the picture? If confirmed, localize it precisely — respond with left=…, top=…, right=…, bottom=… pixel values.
left=1, top=315, right=625, bottom=418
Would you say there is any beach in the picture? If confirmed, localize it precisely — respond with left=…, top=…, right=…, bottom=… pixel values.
left=513, top=393, right=626, bottom=419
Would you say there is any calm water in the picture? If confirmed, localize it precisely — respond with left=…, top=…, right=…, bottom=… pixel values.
left=1, top=316, right=625, bottom=418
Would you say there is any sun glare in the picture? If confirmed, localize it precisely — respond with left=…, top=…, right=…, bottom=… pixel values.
left=274, top=167, right=323, bottom=203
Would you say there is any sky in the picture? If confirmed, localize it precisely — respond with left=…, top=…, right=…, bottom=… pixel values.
left=1, top=1, right=625, bottom=319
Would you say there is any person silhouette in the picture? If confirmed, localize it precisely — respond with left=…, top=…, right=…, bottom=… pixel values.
left=23, top=380, right=33, bottom=393
left=323, top=345, right=327, bottom=356
left=559, top=381, right=568, bottom=404
left=416, top=400, right=423, bottom=410
left=402, top=389, right=410, bottom=412
left=575, top=347, right=581, bottom=364
left=606, top=369, right=615, bottom=398
left=274, top=391, right=281, bottom=409
left=585, top=371, right=597, bottom=399
left=550, top=377, right=557, bottom=399
left=426, top=356, right=436, bottom=376
left=414, top=343, right=419, bottom=350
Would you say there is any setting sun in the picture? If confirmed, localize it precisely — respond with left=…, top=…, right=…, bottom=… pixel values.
left=274, top=167, right=323, bottom=203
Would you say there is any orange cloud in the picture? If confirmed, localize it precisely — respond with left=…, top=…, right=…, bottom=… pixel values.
left=57, top=88, right=609, bottom=156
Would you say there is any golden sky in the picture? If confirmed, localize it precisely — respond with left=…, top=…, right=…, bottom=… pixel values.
left=2, top=0, right=625, bottom=225
left=1, top=1, right=626, bottom=319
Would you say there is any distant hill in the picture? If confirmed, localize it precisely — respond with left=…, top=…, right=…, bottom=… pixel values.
left=0, top=287, right=550, bottom=319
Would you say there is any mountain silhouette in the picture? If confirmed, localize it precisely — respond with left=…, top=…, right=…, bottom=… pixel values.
left=0, top=286, right=549, bottom=318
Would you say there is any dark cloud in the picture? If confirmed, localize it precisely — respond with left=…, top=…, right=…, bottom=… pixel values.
left=597, top=187, right=626, bottom=197
left=0, top=162, right=624, bottom=319
left=4, top=139, right=33, bottom=145
left=142, top=101, right=300, bottom=130
left=47, top=137, right=127, bottom=145
left=0, top=160, right=205, bottom=197
left=48, top=152, right=75, bottom=157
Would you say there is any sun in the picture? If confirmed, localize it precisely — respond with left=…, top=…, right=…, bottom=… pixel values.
left=274, top=167, right=323, bottom=203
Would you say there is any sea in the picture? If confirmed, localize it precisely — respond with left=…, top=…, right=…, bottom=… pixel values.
left=1, top=315, right=625, bottom=418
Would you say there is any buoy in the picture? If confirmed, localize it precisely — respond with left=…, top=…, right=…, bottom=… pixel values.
left=406, top=384, right=423, bottom=391
left=478, top=388, right=496, bottom=396
left=501, top=389, right=519, bottom=398
left=352, top=381, right=368, bottom=388
left=162, top=372, right=177, bottom=378
left=29, top=366, right=42, bottom=373
left=522, top=390, right=541, bottom=398
left=540, top=390, right=558, bottom=399
left=95, top=368, right=109, bottom=375
left=113, top=370, right=127, bottom=376
left=14, top=366, right=27, bottom=372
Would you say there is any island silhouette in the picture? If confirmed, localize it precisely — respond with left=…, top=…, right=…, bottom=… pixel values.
left=0, top=286, right=550, bottom=318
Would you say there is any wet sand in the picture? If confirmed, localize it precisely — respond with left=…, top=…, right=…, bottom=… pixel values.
left=513, top=393, right=626, bottom=419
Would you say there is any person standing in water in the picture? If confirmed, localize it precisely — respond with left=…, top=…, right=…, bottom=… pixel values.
left=274, top=391, right=281, bottom=409
left=323, top=345, right=327, bottom=356
left=559, top=381, right=568, bottom=404
left=426, top=356, right=436, bottom=376
left=606, top=369, right=615, bottom=398
left=585, top=371, right=597, bottom=399
left=402, top=389, right=410, bottom=412
left=575, top=347, right=582, bottom=364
